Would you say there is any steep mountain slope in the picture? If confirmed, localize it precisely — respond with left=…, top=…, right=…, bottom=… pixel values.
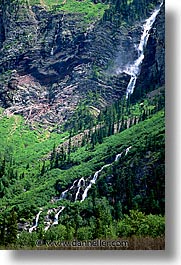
left=134, top=1, right=165, bottom=98
left=0, top=107, right=165, bottom=222
left=0, top=0, right=164, bottom=128
left=0, top=0, right=165, bottom=249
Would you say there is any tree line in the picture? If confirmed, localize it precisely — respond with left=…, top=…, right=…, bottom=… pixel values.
left=102, top=0, right=159, bottom=26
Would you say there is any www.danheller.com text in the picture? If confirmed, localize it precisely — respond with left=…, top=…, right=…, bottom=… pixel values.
left=36, top=239, right=129, bottom=248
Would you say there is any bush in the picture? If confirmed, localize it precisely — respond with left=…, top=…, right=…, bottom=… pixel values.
left=117, top=210, right=165, bottom=238
left=77, top=226, right=93, bottom=241
left=17, top=231, right=38, bottom=247
left=44, top=224, right=67, bottom=241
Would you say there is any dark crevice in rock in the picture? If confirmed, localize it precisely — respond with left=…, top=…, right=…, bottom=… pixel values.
left=0, top=11, right=5, bottom=49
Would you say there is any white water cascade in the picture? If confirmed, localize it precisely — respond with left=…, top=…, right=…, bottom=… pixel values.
left=80, top=146, right=132, bottom=202
left=125, top=146, right=132, bottom=156
left=60, top=189, right=69, bottom=200
left=124, top=1, right=163, bottom=98
left=81, top=163, right=111, bottom=202
left=75, top=177, right=85, bottom=201
left=59, top=179, right=78, bottom=200
left=52, top=206, right=65, bottom=226
left=29, top=147, right=132, bottom=232
left=115, top=152, right=123, bottom=162
left=44, top=209, right=53, bottom=232
left=29, top=210, right=42, bottom=233
left=26, top=4, right=164, bottom=234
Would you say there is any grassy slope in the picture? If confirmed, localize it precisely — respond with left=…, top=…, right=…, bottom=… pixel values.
left=0, top=94, right=159, bottom=174
left=0, top=108, right=69, bottom=173
left=0, top=109, right=165, bottom=216
left=26, top=0, right=108, bottom=21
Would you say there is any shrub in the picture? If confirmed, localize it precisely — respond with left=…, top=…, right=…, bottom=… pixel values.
left=117, top=210, right=165, bottom=238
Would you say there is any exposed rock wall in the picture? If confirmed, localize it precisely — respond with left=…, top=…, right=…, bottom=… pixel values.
left=0, top=1, right=165, bottom=128
left=135, top=2, right=165, bottom=93
left=0, top=1, right=129, bottom=127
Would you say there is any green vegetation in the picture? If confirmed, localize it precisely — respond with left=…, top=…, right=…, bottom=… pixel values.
left=0, top=209, right=164, bottom=249
left=0, top=114, right=69, bottom=169
left=0, top=0, right=165, bottom=249
left=0, top=84, right=165, bottom=249
left=64, top=86, right=164, bottom=135
left=0, top=110, right=165, bottom=234
left=102, top=0, right=159, bottom=25
left=117, top=210, right=165, bottom=238
left=24, top=0, right=109, bottom=23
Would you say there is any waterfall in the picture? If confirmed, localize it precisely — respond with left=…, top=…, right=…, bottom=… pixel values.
left=75, top=177, right=85, bottom=201
left=44, top=210, right=52, bottom=231
left=44, top=223, right=51, bottom=232
left=29, top=147, right=132, bottom=232
left=60, top=189, right=69, bottom=199
left=75, top=187, right=81, bottom=201
left=70, top=179, right=78, bottom=190
left=125, top=146, right=132, bottom=156
left=80, top=147, right=132, bottom=202
left=59, top=179, right=78, bottom=200
left=126, top=76, right=137, bottom=98
left=125, top=1, right=163, bottom=98
left=52, top=206, right=65, bottom=226
left=80, top=164, right=111, bottom=202
left=92, top=165, right=110, bottom=184
left=29, top=210, right=42, bottom=233
left=50, top=47, right=54, bottom=56
left=80, top=182, right=92, bottom=203
left=115, top=152, right=123, bottom=162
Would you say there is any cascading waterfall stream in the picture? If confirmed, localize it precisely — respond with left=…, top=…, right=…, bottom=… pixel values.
left=27, top=1, right=163, bottom=233
left=59, top=179, right=78, bottom=200
left=28, top=3, right=163, bottom=232
left=75, top=177, right=85, bottom=201
left=81, top=146, right=131, bottom=202
left=29, top=146, right=132, bottom=232
left=44, top=209, right=53, bottom=232
left=52, top=206, right=65, bottom=226
left=62, top=146, right=131, bottom=204
left=115, top=152, right=123, bottom=162
left=29, top=210, right=42, bottom=233
left=80, top=164, right=112, bottom=202
left=124, top=1, right=163, bottom=98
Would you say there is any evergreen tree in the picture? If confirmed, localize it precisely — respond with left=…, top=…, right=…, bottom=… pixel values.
left=5, top=210, right=18, bottom=246
left=0, top=213, right=5, bottom=246
left=50, top=143, right=56, bottom=169
left=0, top=158, right=5, bottom=178
left=40, top=161, right=46, bottom=176
left=67, top=131, right=72, bottom=161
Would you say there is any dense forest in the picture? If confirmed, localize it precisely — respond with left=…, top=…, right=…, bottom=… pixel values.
left=0, top=0, right=165, bottom=250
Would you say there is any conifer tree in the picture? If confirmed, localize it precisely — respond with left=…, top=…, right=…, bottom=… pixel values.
left=41, top=161, right=46, bottom=176
left=5, top=210, right=18, bottom=246
left=67, top=131, right=72, bottom=161
left=0, top=213, right=5, bottom=246
left=50, top=143, right=56, bottom=169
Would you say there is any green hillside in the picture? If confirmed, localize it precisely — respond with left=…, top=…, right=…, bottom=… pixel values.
left=23, top=0, right=108, bottom=22
left=0, top=94, right=165, bottom=248
left=0, top=0, right=165, bottom=249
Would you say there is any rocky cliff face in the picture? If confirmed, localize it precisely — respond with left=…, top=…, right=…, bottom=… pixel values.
left=135, top=2, right=165, bottom=94
left=0, top=0, right=164, bottom=128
